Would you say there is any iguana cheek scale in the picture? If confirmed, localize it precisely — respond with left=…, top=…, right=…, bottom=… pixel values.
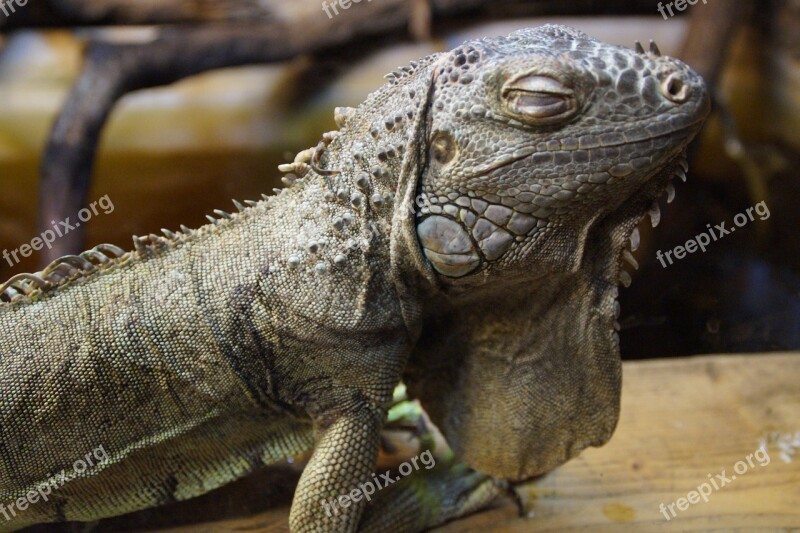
left=0, top=26, right=709, bottom=532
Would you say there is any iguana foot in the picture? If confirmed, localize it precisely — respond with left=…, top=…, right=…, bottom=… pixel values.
left=359, top=462, right=505, bottom=533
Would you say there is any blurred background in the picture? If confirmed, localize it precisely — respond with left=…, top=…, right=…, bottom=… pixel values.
left=0, top=0, right=798, bottom=361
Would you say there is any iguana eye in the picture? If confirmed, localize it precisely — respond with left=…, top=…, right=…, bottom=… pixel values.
left=503, top=74, right=578, bottom=125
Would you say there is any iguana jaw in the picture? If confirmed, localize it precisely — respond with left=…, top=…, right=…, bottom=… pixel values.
left=598, top=142, right=697, bottom=329
left=587, top=148, right=693, bottom=378
left=607, top=152, right=687, bottom=274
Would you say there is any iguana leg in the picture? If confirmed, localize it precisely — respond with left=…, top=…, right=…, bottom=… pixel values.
left=289, top=406, right=384, bottom=532
left=359, top=463, right=505, bottom=533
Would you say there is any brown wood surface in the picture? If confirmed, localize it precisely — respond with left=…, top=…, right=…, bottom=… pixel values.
left=101, top=353, right=798, bottom=532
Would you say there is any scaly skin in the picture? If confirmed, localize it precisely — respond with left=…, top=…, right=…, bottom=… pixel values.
left=0, top=26, right=709, bottom=532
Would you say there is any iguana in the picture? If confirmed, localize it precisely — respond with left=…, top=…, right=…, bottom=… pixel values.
left=0, top=25, right=709, bottom=532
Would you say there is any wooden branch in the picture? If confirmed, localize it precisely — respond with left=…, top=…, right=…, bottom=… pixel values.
left=680, top=0, right=752, bottom=86
left=2, top=0, right=663, bottom=29
left=37, top=2, right=412, bottom=263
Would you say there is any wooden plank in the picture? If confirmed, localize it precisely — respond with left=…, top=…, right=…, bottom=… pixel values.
left=99, top=353, right=800, bottom=531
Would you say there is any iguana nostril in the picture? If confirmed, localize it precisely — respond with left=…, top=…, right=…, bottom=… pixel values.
left=662, top=72, right=689, bottom=103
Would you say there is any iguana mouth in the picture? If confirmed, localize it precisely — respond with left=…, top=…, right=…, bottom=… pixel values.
left=460, top=117, right=707, bottom=183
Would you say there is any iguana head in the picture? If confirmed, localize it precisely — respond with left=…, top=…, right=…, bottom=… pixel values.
left=415, top=25, right=709, bottom=282
left=402, top=26, right=709, bottom=481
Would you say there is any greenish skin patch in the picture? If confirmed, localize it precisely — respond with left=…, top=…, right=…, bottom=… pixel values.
left=0, top=25, right=708, bottom=532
